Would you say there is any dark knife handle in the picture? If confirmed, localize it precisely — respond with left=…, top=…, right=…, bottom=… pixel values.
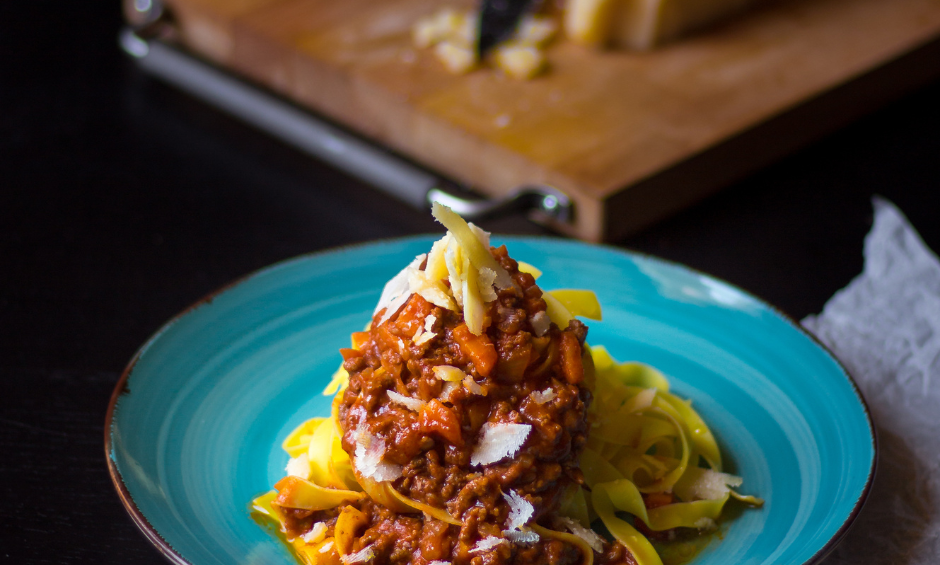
left=477, top=0, right=538, bottom=57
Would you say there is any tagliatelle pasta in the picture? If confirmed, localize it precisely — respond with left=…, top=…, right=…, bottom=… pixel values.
left=253, top=205, right=762, bottom=565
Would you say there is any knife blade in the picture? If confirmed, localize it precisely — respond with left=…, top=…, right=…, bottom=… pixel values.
left=476, top=0, right=537, bottom=58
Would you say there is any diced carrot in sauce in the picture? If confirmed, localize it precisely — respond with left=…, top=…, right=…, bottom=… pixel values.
left=496, top=343, right=531, bottom=383
left=559, top=332, right=583, bottom=385
left=390, top=294, right=433, bottom=337
left=339, top=348, right=362, bottom=361
left=350, top=331, right=370, bottom=350
left=452, top=323, right=497, bottom=377
left=420, top=399, right=464, bottom=446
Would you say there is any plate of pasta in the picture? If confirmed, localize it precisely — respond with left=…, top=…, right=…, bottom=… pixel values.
left=106, top=220, right=875, bottom=565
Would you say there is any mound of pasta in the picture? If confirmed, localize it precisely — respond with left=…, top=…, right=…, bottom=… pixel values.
left=253, top=204, right=761, bottom=565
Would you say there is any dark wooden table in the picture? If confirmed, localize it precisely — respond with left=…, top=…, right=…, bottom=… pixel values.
left=2, top=1, right=939, bottom=563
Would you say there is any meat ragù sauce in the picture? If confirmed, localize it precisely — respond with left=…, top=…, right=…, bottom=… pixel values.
left=282, top=245, right=635, bottom=565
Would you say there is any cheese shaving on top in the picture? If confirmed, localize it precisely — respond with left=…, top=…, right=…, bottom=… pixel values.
left=427, top=561, right=451, bottom=565
left=478, top=267, right=499, bottom=302
left=530, top=388, right=555, bottom=404
left=319, top=540, right=334, bottom=553
left=558, top=517, right=605, bottom=553
left=678, top=467, right=744, bottom=501
left=341, top=544, right=375, bottom=564
left=301, top=522, right=328, bottom=544
left=503, top=490, right=534, bottom=530
left=285, top=453, right=310, bottom=479
left=378, top=291, right=414, bottom=327
left=354, top=425, right=403, bottom=482
left=530, top=311, right=551, bottom=337
left=503, top=529, right=539, bottom=545
left=469, top=536, right=507, bottom=554
left=463, top=376, right=486, bottom=396
left=374, top=254, right=425, bottom=316
left=470, top=423, right=531, bottom=466
left=439, top=380, right=460, bottom=402
left=387, top=390, right=426, bottom=411
left=414, top=330, right=436, bottom=346
left=433, top=365, right=466, bottom=382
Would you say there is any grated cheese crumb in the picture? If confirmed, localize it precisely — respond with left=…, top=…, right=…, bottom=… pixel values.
left=683, top=468, right=743, bottom=500
left=694, top=517, right=717, bottom=530
left=341, top=544, right=375, bottom=564
left=319, top=540, right=334, bottom=553
left=530, top=388, right=556, bottom=404
left=558, top=517, right=605, bottom=553
left=470, top=536, right=507, bottom=554
left=503, top=490, right=534, bottom=530
left=470, top=422, right=531, bottom=466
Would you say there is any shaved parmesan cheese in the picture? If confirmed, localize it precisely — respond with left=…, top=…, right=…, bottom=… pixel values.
left=678, top=467, right=743, bottom=501
left=285, top=453, right=311, bottom=479
left=439, top=380, right=460, bottom=402
left=301, top=522, right=328, bottom=544
left=424, top=234, right=450, bottom=281
left=433, top=365, right=466, bottom=382
left=425, top=315, right=437, bottom=331
left=558, top=517, right=605, bottom=553
left=470, top=536, right=507, bottom=554
left=432, top=203, right=512, bottom=289
left=503, top=529, right=539, bottom=545
left=378, top=290, right=414, bottom=327
left=427, top=561, right=451, bottom=565
left=319, top=540, right=335, bottom=553
left=463, top=376, right=486, bottom=396
left=694, top=517, right=717, bottom=530
left=503, top=490, right=534, bottom=530
left=397, top=338, right=406, bottom=354
left=468, top=222, right=491, bottom=249
left=374, top=254, right=425, bottom=316
left=530, top=388, right=556, bottom=404
left=387, top=390, right=426, bottom=411
left=409, top=268, right=457, bottom=311
left=341, top=544, right=375, bottom=564
left=530, top=311, right=551, bottom=337
left=459, top=252, right=487, bottom=335
left=470, top=423, right=531, bottom=466
left=354, top=425, right=403, bottom=482
left=478, top=267, right=498, bottom=302
left=444, top=239, right=464, bottom=308
left=624, top=388, right=657, bottom=413
left=415, top=330, right=437, bottom=346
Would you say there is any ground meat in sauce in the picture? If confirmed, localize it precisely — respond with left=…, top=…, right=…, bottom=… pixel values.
left=301, top=245, right=635, bottom=565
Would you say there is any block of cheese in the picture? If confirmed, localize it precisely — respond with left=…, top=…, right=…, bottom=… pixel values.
left=566, top=0, right=761, bottom=50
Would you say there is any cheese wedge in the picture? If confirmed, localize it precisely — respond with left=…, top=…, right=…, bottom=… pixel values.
left=565, top=0, right=760, bottom=50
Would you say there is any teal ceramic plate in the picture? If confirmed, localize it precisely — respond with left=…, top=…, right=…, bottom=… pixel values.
left=106, top=236, right=875, bottom=565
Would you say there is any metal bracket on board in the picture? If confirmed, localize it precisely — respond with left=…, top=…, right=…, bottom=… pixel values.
left=118, top=8, right=573, bottom=225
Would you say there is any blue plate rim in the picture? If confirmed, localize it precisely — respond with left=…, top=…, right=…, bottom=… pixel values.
left=104, top=234, right=878, bottom=565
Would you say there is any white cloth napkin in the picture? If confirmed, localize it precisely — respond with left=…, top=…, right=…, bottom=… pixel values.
left=802, top=197, right=940, bottom=564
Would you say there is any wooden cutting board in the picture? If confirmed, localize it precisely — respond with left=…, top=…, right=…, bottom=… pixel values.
left=157, top=0, right=940, bottom=241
